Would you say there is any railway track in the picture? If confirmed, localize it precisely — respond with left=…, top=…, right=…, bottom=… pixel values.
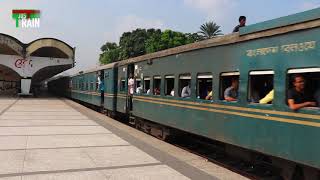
left=128, top=116, right=283, bottom=180
left=167, top=134, right=282, bottom=180
left=82, top=103, right=297, bottom=180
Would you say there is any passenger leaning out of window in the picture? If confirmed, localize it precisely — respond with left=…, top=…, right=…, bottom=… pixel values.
left=205, top=86, right=213, bottom=100
left=181, top=83, right=191, bottom=98
left=314, top=89, right=320, bottom=107
left=136, top=85, right=143, bottom=94
left=154, top=87, right=160, bottom=95
left=287, top=74, right=316, bottom=111
left=259, top=89, right=274, bottom=104
left=224, top=78, right=239, bottom=102
left=146, top=89, right=151, bottom=95
left=170, top=89, right=175, bottom=96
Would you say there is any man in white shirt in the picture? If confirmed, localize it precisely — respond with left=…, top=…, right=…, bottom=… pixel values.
left=96, top=72, right=101, bottom=90
left=136, top=86, right=143, bottom=94
left=146, top=89, right=151, bottom=95
left=170, top=89, right=174, bottom=96
left=128, top=74, right=134, bottom=95
left=181, top=83, right=191, bottom=98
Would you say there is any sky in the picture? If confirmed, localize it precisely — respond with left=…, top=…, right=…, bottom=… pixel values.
left=1, top=0, right=320, bottom=74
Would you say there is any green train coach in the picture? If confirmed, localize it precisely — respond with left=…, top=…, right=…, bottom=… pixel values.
left=49, top=8, right=320, bottom=178
left=64, top=63, right=118, bottom=111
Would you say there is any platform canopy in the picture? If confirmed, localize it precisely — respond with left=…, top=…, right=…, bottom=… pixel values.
left=0, top=33, right=75, bottom=95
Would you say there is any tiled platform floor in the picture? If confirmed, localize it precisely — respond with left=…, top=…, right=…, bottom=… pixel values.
left=0, top=98, right=189, bottom=180
left=0, top=97, right=249, bottom=180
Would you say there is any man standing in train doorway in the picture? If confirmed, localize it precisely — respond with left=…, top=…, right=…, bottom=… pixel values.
left=233, top=16, right=246, bottom=33
left=128, top=73, right=134, bottom=111
left=97, top=71, right=105, bottom=106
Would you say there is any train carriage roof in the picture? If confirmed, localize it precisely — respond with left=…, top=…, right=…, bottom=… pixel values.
left=69, top=7, right=320, bottom=77
left=240, top=7, right=320, bottom=35
left=114, top=7, right=320, bottom=66
left=71, top=62, right=118, bottom=77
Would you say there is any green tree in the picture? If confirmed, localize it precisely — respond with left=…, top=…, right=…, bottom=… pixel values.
left=119, top=29, right=148, bottom=59
left=159, top=30, right=190, bottom=49
left=99, top=42, right=121, bottom=65
left=198, top=21, right=222, bottom=39
left=99, top=28, right=202, bottom=64
left=185, top=33, right=203, bottom=43
left=145, top=29, right=162, bottom=53
left=100, top=42, right=117, bottom=52
left=146, top=30, right=196, bottom=53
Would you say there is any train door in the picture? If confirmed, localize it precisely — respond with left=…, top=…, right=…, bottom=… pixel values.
left=98, top=70, right=105, bottom=106
left=112, top=67, right=118, bottom=113
left=126, top=64, right=134, bottom=112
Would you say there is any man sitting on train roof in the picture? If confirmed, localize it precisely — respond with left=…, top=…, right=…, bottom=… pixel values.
left=233, top=16, right=246, bottom=33
left=224, top=78, right=239, bottom=102
left=287, top=74, right=316, bottom=111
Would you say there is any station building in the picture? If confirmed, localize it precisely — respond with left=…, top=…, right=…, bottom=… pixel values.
left=0, top=33, right=75, bottom=95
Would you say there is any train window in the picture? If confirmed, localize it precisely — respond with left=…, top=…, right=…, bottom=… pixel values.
left=153, top=76, right=161, bottom=96
left=136, top=79, right=141, bottom=88
left=120, top=79, right=126, bottom=92
left=165, top=75, right=175, bottom=96
left=135, top=78, right=142, bottom=94
left=90, top=82, right=94, bottom=91
left=197, top=73, right=213, bottom=100
left=81, top=82, right=85, bottom=91
left=287, top=68, right=320, bottom=109
left=179, top=74, right=191, bottom=98
left=220, top=72, right=240, bottom=101
left=96, top=76, right=99, bottom=91
left=248, top=71, right=274, bottom=104
left=144, top=77, right=151, bottom=94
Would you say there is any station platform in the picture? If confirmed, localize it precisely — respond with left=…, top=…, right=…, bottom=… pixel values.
left=0, top=97, right=248, bottom=180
